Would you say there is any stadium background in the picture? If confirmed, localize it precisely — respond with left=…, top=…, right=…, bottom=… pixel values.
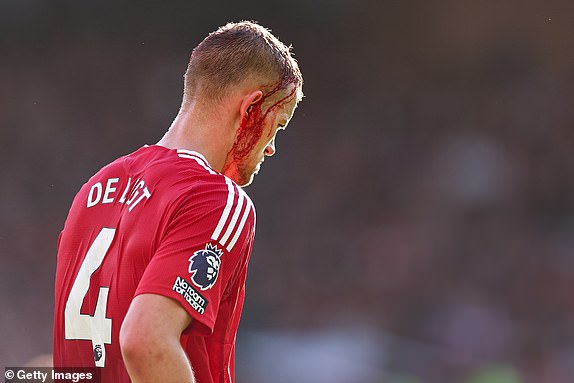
left=2, top=1, right=574, bottom=382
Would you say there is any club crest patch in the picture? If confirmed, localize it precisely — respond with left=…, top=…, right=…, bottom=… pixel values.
left=188, top=243, right=223, bottom=290
left=94, top=345, right=103, bottom=362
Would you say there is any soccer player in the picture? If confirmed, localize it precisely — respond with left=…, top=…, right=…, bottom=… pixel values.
left=53, top=21, right=303, bottom=383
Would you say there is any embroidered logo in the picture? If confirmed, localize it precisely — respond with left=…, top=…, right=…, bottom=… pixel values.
left=94, top=345, right=103, bottom=362
left=188, top=243, right=223, bottom=290
left=172, top=276, right=208, bottom=314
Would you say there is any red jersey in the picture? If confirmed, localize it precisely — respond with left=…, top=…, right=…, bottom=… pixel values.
left=54, top=145, right=256, bottom=383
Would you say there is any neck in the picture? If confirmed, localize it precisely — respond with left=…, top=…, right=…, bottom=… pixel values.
left=157, top=102, right=237, bottom=172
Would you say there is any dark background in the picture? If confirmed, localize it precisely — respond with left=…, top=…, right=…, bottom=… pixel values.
left=2, top=1, right=574, bottom=382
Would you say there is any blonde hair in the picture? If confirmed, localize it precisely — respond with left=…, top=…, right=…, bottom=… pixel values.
left=182, top=21, right=303, bottom=107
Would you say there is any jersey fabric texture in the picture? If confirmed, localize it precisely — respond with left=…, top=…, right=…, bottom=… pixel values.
left=53, top=145, right=256, bottom=383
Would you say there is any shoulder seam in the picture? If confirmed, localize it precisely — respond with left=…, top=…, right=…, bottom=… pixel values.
left=177, top=150, right=217, bottom=175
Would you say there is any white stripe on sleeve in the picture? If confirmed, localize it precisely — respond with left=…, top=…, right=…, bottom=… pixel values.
left=227, top=195, right=253, bottom=252
left=219, top=184, right=245, bottom=247
left=211, top=177, right=235, bottom=241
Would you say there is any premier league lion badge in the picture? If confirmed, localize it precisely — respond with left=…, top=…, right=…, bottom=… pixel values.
left=188, top=243, right=223, bottom=290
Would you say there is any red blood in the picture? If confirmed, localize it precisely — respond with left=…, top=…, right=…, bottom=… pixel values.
left=230, top=73, right=298, bottom=162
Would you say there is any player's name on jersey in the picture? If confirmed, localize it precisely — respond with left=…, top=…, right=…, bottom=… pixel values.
left=87, top=177, right=152, bottom=212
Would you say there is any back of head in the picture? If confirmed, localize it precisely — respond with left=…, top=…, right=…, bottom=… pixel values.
left=182, top=21, right=303, bottom=108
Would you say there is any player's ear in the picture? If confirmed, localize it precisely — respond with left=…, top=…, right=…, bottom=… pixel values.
left=239, top=90, right=263, bottom=120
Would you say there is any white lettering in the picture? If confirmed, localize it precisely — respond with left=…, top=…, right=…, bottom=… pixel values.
left=87, top=182, right=103, bottom=208
left=15, top=370, right=47, bottom=382
left=128, top=186, right=151, bottom=212
left=86, top=177, right=151, bottom=212
left=52, top=371, right=90, bottom=381
left=118, top=177, right=132, bottom=203
left=126, top=179, right=144, bottom=205
left=173, top=277, right=207, bottom=314
left=102, top=178, right=119, bottom=204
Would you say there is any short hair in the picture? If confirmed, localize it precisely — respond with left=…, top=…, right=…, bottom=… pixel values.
left=182, top=21, right=303, bottom=108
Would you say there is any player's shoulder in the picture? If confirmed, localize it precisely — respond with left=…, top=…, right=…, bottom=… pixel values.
left=120, top=145, right=255, bottom=217
left=124, top=146, right=223, bottom=188
left=207, top=175, right=256, bottom=252
left=174, top=149, right=220, bottom=178
left=174, top=150, right=256, bottom=251
left=172, top=149, right=255, bottom=212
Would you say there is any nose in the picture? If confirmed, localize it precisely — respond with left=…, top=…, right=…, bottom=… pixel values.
left=264, top=139, right=276, bottom=156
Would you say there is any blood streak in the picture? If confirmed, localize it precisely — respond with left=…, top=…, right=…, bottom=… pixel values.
left=230, top=73, right=298, bottom=162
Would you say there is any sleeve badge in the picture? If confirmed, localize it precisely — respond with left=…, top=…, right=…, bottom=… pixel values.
left=188, top=243, right=223, bottom=290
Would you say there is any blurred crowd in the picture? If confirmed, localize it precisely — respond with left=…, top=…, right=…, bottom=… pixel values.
left=2, top=1, right=574, bottom=382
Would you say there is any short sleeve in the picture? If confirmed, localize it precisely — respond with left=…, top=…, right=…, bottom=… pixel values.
left=134, top=176, right=256, bottom=336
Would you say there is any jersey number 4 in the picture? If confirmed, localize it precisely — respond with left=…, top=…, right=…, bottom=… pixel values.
left=64, top=227, right=115, bottom=368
